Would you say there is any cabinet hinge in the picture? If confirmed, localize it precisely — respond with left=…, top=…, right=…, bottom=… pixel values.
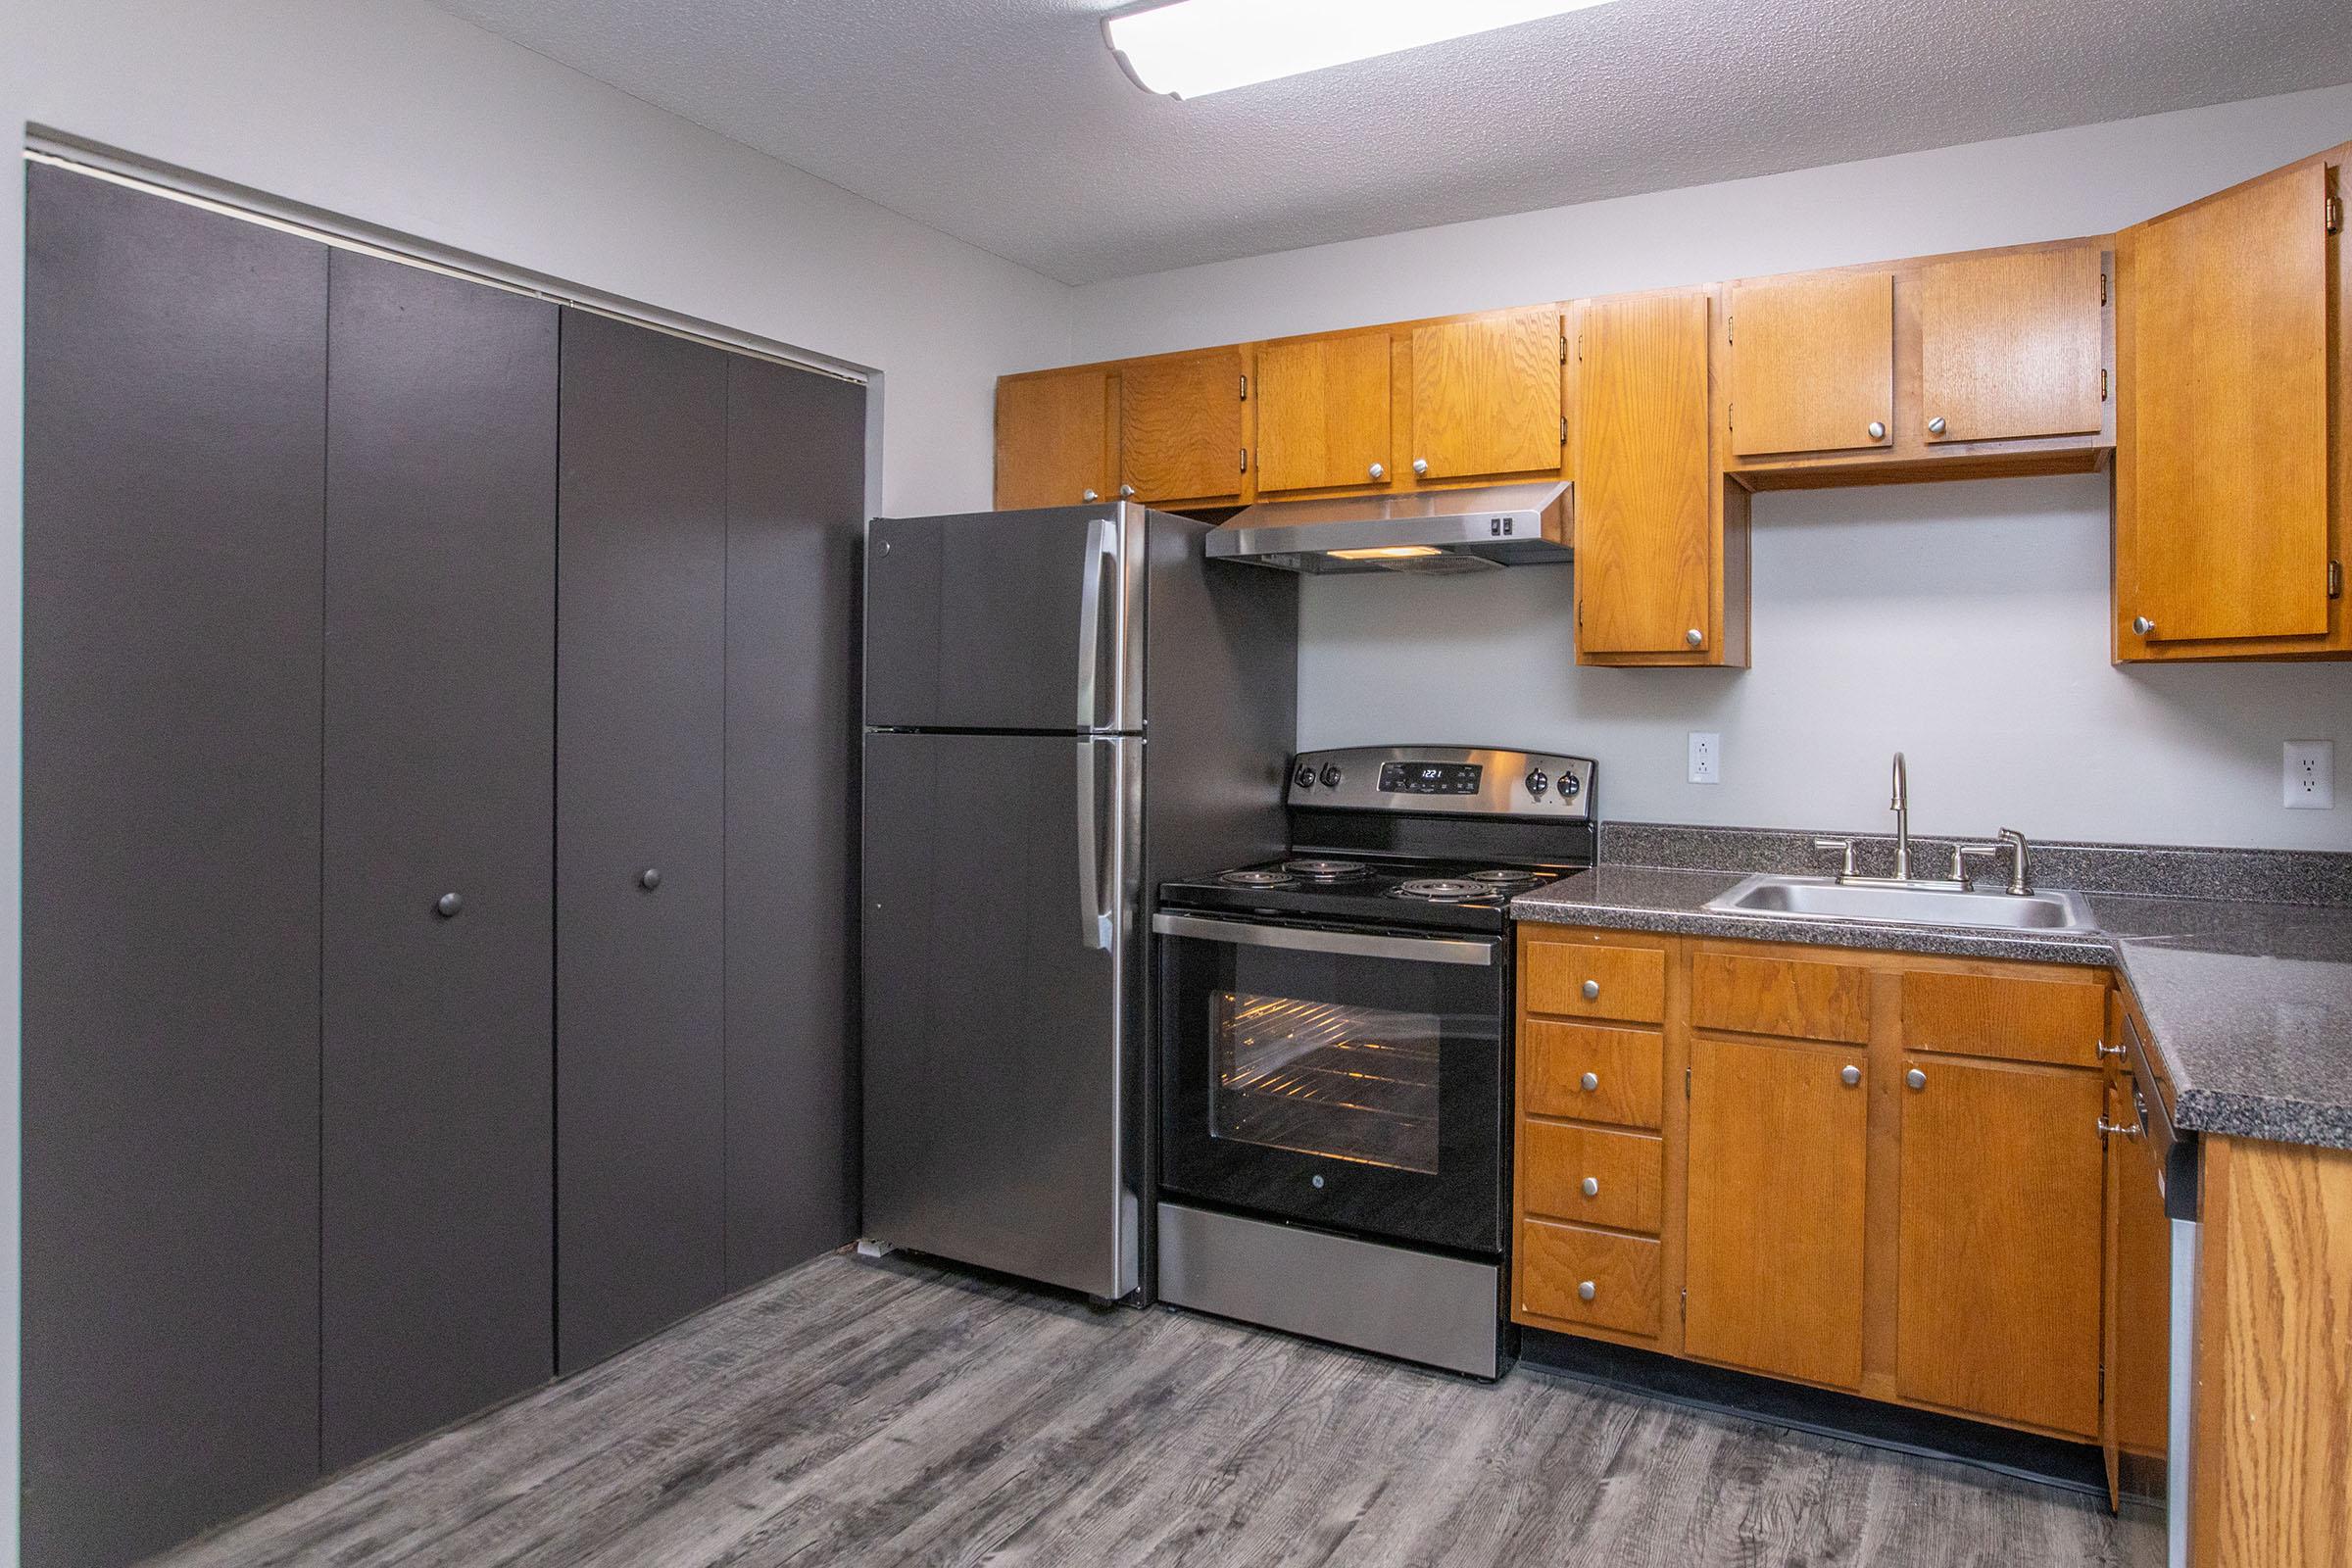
left=1239, top=446, right=1249, bottom=475
left=1726, top=315, right=1733, bottom=347
left=2098, top=1363, right=2106, bottom=1401
left=1685, top=1066, right=1691, bottom=1100
left=1239, top=372, right=1249, bottom=402
left=1559, top=416, right=1568, bottom=447
left=2327, top=194, right=2343, bottom=235
left=1681, top=1287, right=1689, bottom=1322
left=2329, top=560, right=2342, bottom=600
left=2100, top=368, right=2109, bottom=403
left=1560, top=332, right=1569, bottom=366
left=2100, top=270, right=2109, bottom=307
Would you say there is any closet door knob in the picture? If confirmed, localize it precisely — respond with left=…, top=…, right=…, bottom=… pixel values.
left=435, top=893, right=464, bottom=918
left=640, top=868, right=662, bottom=891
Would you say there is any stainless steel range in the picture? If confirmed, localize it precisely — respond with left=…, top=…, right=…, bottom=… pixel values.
left=1151, top=746, right=1596, bottom=1378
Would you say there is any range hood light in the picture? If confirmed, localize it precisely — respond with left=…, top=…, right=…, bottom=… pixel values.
left=1103, top=0, right=1617, bottom=101
left=1327, top=545, right=1445, bottom=561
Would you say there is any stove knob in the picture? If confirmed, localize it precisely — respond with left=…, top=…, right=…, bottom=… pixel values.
left=1319, top=763, right=1345, bottom=788
left=1558, top=772, right=1582, bottom=798
left=1525, top=768, right=1548, bottom=799
left=1293, top=763, right=1316, bottom=790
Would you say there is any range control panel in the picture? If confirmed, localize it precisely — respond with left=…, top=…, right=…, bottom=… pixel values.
left=1286, top=746, right=1595, bottom=819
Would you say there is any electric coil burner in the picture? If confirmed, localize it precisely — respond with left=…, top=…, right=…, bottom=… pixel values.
left=1152, top=746, right=1597, bottom=1380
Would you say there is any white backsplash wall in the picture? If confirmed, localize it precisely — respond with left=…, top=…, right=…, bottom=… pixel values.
left=1298, top=473, right=2352, bottom=852
left=1067, top=81, right=2352, bottom=854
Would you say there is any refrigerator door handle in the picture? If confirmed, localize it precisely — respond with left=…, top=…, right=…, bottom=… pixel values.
left=1073, top=514, right=1120, bottom=730
left=1075, top=738, right=1116, bottom=950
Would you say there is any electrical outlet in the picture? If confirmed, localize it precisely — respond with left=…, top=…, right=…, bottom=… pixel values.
left=2285, top=740, right=2334, bottom=808
left=1689, top=732, right=1721, bottom=785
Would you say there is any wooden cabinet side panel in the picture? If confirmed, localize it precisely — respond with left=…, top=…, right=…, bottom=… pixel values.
left=1255, top=333, right=1392, bottom=493
left=2195, top=1137, right=2352, bottom=1568
left=1409, top=307, right=1563, bottom=479
left=1685, top=1035, right=1868, bottom=1389
left=1573, top=292, right=1715, bottom=656
left=1921, top=246, right=2107, bottom=441
left=1728, top=271, right=1895, bottom=457
left=1893, top=1057, right=2104, bottom=1437
left=2120, top=161, right=2330, bottom=644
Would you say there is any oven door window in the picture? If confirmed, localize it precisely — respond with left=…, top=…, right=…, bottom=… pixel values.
left=1211, top=993, right=1440, bottom=1174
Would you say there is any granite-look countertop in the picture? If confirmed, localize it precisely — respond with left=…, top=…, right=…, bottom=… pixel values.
left=1513, top=866, right=2352, bottom=1152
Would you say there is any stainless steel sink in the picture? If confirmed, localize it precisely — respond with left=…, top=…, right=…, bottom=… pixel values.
left=1702, top=874, right=2099, bottom=932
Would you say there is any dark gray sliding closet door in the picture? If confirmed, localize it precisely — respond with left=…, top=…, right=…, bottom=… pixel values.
left=320, top=250, right=559, bottom=1468
left=723, top=357, right=868, bottom=1286
left=22, top=163, right=326, bottom=1567
left=556, top=307, right=730, bottom=1372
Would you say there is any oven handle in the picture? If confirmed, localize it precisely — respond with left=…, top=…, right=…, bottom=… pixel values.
left=1151, top=911, right=1495, bottom=967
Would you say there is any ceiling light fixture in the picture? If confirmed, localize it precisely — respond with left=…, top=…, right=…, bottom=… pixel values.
left=1103, top=0, right=1615, bottom=100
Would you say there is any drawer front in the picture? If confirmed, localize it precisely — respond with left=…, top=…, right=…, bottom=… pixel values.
left=1520, top=1121, right=1663, bottom=1233
left=1521, top=1020, right=1664, bottom=1130
left=1518, top=1218, right=1662, bottom=1338
left=1900, top=969, right=2106, bottom=1068
left=1524, top=938, right=1666, bottom=1024
left=1690, top=951, right=1871, bottom=1044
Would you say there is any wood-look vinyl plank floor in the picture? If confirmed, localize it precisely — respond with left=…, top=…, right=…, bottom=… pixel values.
left=154, top=1251, right=2163, bottom=1568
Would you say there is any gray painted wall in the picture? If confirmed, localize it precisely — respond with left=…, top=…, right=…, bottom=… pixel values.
left=1068, top=84, right=2352, bottom=852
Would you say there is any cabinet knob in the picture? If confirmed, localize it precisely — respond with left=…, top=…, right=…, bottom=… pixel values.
left=1581, top=979, right=1600, bottom=1001
left=2132, top=615, right=2156, bottom=636
left=1927, top=416, right=1947, bottom=436
left=1684, top=628, right=1704, bottom=648
left=1082, top=489, right=1100, bottom=503
left=1582, top=1176, right=1599, bottom=1198
left=1411, top=458, right=1430, bottom=476
left=1840, top=1064, right=1861, bottom=1087
left=1368, top=462, right=1385, bottom=480
left=2098, top=1115, right=2145, bottom=1140
left=2096, top=1040, right=2127, bottom=1060
left=1867, top=420, right=1887, bottom=441
left=1577, top=1280, right=1597, bottom=1301
left=640, top=867, right=662, bottom=891
left=1580, top=1071, right=1600, bottom=1092
left=1118, top=484, right=1136, bottom=499
left=435, top=892, right=464, bottom=918
left=1906, top=1067, right=1927, bottom=1091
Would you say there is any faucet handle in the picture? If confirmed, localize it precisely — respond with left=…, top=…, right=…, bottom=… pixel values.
left=1814, top=836, right=1857, bottom=881
left=1950, top=843, right=2004, bottom=885
left=1995, top=827, right=2034, bottom=896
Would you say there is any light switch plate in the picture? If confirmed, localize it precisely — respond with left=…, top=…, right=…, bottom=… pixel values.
left=1689, top=732, right=1720, bottom=785
left=2285, top=740, right=2334, bottom=808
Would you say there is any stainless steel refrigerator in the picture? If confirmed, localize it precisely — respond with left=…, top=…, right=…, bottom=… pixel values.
left=859, top=503, right=1296, bottom=1300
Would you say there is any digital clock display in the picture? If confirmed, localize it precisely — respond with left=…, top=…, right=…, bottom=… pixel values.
left=1379, top=761, right=1483, bottom=796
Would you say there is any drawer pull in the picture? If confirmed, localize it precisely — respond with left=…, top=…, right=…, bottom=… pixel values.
left=1580, top=1071, right=1599, bottom=1092
left=1840, top=1064, right=1861, bottom=1087
left=1582, top=1176, right=1599, bottom=1198
left=1581, top=979, right=1600, bottom=1001
left=1578, top=1280, right=1596, bottom=1302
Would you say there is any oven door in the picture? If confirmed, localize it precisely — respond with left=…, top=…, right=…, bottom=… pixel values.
left=1153, top=911, right=1506, bottom=1255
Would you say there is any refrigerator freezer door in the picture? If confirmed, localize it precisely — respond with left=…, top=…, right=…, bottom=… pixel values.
left=864, top=505, right=1145, bottom=733
left=860, top=730, right=1143, bottom=1298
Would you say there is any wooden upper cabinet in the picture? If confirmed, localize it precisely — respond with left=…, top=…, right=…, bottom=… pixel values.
left=1573, top=292, right=1720, bottom=662
left=1120, top=346, right=1248, bottom=506
left=1408, top=307, right=1563, bottom=481
left=1920, top=246, right=2106, bottom=443
left=1254, top=332, right=1392, bottom=494
left=994, top=368, right=1114, bottom=511
left=1684, top=1034, right=1868, bottom=1390
left=2116, top=151, right=2342, bottom=658
left=1896, top=1056, right=2104, bottom=1438
left=1727, top=270, right=1894, bottom=457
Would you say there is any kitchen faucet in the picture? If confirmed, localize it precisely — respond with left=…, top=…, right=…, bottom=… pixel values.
left=1888, top=751, right=1911, bottom=881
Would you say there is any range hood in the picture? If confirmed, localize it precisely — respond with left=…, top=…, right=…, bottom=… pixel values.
left=1205, top=481, right=1571, bottom=574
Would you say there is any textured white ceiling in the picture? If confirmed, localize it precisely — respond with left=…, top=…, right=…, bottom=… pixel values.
left=429, top=0, right=2352, bottom=284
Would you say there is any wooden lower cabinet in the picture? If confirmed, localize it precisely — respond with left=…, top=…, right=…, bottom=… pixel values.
left=1685, top=1034, right=1868, bottom=1390
left=1895, top=1055, right=2105, bottom=1437
left=1515, top=929, right=2128, bottom=1455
